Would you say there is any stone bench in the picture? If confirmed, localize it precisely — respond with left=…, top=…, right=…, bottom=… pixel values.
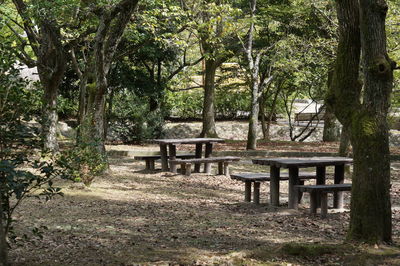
left=169, top=156, right=240, bottom=176
left=134, top=154, right=195, bottom=170
left=294, top=183, right=352, bottom=218
left=231, top=172, right=316, bottom=204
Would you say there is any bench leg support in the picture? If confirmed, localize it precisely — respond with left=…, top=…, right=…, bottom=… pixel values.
left=244, top=181, right=251, bottom=202
left=185, top=163, right=192, bottom=176
left=145, top=160, right=151, bottom=170
left=171, top=162, right=178, bottom=174
left=223, top=162, right=230, bottom=177
left=320, top=192, right=328, bottom=218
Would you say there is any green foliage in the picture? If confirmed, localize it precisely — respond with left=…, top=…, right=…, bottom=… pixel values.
left=0, top=40, right=69, bottom=239
left=109, top=90, right=165, bottom=142
left=166, top=89, right=204, bottom=119
left=166, top=85, right=251, bottom=120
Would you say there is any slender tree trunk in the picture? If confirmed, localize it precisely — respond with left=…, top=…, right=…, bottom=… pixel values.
left=260, top=94, right=268, bottom=140
left=247, top=81, right=260, bottom=150
left=329, top=0, right=394, bottom=243
left=200, top=59, right=218, bottom=137
left=263, top=87, right=280, bottom=140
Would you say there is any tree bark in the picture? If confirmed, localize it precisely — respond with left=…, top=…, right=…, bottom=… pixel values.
left=322, top=105, right=340, bottom=142
left=247, top=81, right=260, bottom=150
left=338, top=126, right=351, bottom=156
left=79, top=0, right=139, bottom=156
left=348, top=0, right=393, bottom=243
left=34, top=22, right=66, bottom=153
left=329, top=0, right=394, bottom=243
left=200, top=59, right=219, bottom=137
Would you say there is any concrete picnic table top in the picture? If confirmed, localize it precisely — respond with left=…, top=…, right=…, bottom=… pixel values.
left=153, top=138, right=225, bottom=171
left=152, top=138, right=225, bottom=145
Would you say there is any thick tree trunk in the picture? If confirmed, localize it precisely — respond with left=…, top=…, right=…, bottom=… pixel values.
left=347, top=0, right=393, bottom=243
left=36, top=22, right=66, bottom=153
left=323, top=105, right=340, bottom=142
left=247, top=81, right=260, bottom=150
left=200, top=59, right=218, bottom=137
left=329, top=0, right=394, bottom=243
left=78, top=0, right=138, bottom=158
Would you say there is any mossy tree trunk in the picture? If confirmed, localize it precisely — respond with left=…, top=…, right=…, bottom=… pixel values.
left=78, top=0, right=138, bottom=158
left=328, top=0, right=395, bottom=243
left=200, top=58, right=219, bottom=138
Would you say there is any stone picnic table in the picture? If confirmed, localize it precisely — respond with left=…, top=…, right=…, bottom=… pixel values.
left=252, top=157, right=353, bottom=208
left=153, top=138, right=225, bottom=172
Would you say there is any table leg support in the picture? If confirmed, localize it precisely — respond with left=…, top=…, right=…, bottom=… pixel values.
left=270, top=166, right=280, bottom=207
left=310, top=191, right=318, bottom=214
left=254, top=182, right=260, bottom=204
left=169, top=144, right=177, bottom=173
left=194, top=143, right=202, bottom=173
left=218, top=162, right=223, bottom=175
left=245, top=181, right=251, bottom=202
left=316, top=166, right=326, bottom=208
left=334, top=164, right=345, bottom=209
left=288, top=167, right=299, bottom=209
left=204, top=143, right=213, bottom=173
left=160, top=144, right=169, bottom=171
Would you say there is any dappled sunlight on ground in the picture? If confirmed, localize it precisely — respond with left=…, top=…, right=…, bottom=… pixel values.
left=7, top=142, right=400, bottom=265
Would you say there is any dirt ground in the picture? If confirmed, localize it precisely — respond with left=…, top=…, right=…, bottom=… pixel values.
left=8, top=141, right=400, bottom=265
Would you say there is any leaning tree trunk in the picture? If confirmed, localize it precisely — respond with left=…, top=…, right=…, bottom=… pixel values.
left=328, top=0, right=394, bottom=243
left=200, top=59, right=218, bottom=137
